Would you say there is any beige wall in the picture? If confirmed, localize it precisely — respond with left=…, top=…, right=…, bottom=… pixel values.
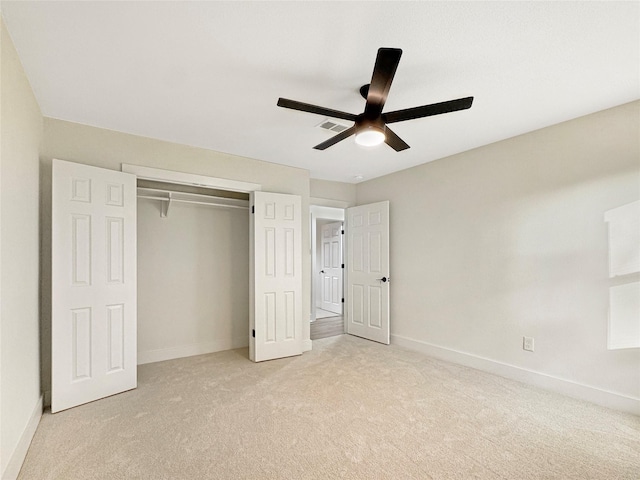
left=356, top=101, right=640, bottom=404
left=39, top=118, right=311, bottom=400
left=0, top=17, right=43, bottom=477
left=310, top=179, right=356, bottom=207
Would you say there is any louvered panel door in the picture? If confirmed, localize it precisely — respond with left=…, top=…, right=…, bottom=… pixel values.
left=250, top=191, right=302, bottom=362
left=346, top=201, right=390, bottom=345
left=52, top=159, right=137, bottom=412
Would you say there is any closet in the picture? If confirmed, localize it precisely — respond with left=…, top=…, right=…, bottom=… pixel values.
left=51, top=160, right=304, bottom=412
left=135, top=180, right=250, bottom=364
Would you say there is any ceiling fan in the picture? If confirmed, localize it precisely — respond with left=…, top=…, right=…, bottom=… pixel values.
left=277, top=48, right=473, bottom=151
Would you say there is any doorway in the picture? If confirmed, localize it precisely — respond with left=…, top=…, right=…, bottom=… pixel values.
left=310, top=206, right=345, bottom=340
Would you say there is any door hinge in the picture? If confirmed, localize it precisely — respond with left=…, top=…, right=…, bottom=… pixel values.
left=341, top=264, right=344, bottom=268
left=341, top=230, right=344, bottom=234
left=251, top=206, right=254, bottom=214
left=252, top=329, right=255, bottom=338
left=341, top=298, right=344, bottom=303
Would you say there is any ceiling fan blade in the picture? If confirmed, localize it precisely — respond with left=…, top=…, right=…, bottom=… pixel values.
left=313, top=126, right=357, bottom=150
left=277, top=98, right=357, bottom=122
left=384, top=127, right=410, bottom=151
left=383, top=96, right=474, bottom=124
left=363, top=48, right=402, bottom=118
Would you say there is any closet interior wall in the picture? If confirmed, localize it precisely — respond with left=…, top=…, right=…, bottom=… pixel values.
left=136, top=181, right=250, bottom=364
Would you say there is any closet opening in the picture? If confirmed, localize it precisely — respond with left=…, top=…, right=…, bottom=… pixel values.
left=135, top=179, right=251, bottom=365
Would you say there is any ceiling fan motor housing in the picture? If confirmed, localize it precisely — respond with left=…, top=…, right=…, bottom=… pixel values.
left=356, top=116, right=385, bottom=133
left=355, top=117, right=386, bottom=146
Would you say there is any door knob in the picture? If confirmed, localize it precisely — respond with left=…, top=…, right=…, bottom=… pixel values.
left=320, top=270, right=325, bottom=274
left=376, top=276, right=388, bottom=283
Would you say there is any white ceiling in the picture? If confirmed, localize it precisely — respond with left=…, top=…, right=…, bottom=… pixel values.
left=2, top=1, right=638, bottom=183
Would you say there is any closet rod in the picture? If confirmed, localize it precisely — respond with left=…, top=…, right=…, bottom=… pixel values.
left=137, top=194, right=249, bottom=210
left=137, top=187, right=249, bottom=217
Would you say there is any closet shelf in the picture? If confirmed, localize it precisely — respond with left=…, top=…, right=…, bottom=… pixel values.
left=137, top=187, right=249, bottom=218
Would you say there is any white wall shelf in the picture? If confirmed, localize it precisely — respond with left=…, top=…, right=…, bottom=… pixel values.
left=137, top=187, right=249, bottom=217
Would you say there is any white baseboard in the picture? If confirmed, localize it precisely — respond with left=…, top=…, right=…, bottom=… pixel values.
left=137, top=337, right=248, bottom=365
left=2, top=395, right=43, bottom=480
left=391, top=334, right=640, bottom=416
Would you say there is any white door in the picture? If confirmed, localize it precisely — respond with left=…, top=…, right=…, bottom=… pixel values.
left=52, top=159, right=137, bottom=412
left=320, top=222, right=343, bottom=314
left=250, top=191, right=303, bottom=362
left=346, top=201, right=390, bottom=344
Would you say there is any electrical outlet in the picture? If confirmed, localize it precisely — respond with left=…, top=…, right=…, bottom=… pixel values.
left=523, top=336, right=535, bottom=352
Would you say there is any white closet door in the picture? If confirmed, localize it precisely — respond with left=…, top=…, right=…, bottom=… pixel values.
left=346, top=201, right=390, bottom=345
left=250, top=191, right=302, bottom=362
left=320, top=221, right=343, bottom=314
left=52, top=159, right=137, bottom=412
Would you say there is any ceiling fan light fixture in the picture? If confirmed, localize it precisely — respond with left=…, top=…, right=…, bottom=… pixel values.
left=355, top=125, right=386, bottom=147
left=277, top=47, right=473, bottom=151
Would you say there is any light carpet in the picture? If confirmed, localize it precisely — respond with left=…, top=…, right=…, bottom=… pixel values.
left=19, top=335, right=640, bottom=479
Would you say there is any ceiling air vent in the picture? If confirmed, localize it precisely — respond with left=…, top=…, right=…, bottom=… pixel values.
left=318, top=119, right=350, bottom=133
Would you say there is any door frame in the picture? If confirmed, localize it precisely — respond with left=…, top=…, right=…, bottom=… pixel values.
left=121, top=164, right=262, bottom=193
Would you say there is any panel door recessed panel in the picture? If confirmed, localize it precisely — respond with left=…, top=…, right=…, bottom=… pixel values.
left=284, top=204, right=295, bottom=221
left=331, top=277, right=339, bottom=303
left=284, top=229, right=294, bottom=276
left=352, top=285, right=364, bottom=324
left=265, top=293, right=276, bottom=343
left=369, top=232, right=382, bottom=273
left=368, top=211, right=381, bottom=226
left=331, top=241, right=340, bottom=268
left=265, top=228, right=276, bottom=276
left=265, top=202, right=276, bottom=220
left=284, top=291, right=295, bottom=340
left=105, top=183, right=124, bottom=206
left=352, top=234, right=364, bottom=272
left=72, top=308, right=92, bottom=381
left=71, top=178, right=91, bottom=203
left=107, top=304, right=124, bottom=373
left=323, top=243, right=331, bottom=268
left=106, top=217, right=124, bottom=284
left=72, top=214, right=92, bottom=286
left=368, top=286, right=382, bottom=329
left=323, top=276, right=330, bottom=302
